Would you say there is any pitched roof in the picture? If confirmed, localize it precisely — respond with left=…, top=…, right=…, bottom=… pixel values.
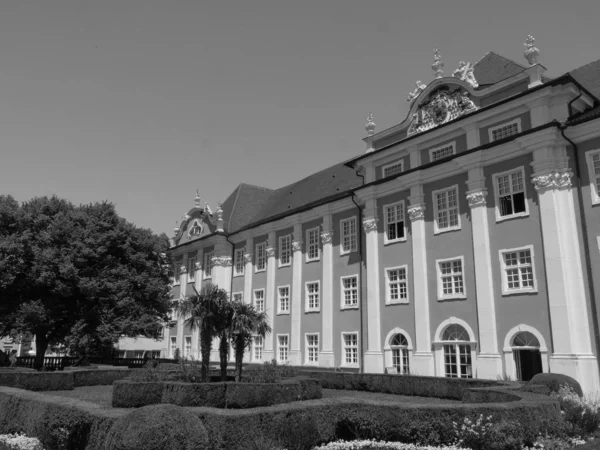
left=568, top=58, right=600, bottom=100
left=474, top=52, right=527, bottom=87
left=220, top=183, right=274, bottom=233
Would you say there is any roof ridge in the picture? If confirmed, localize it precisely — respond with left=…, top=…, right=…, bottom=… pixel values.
left=238, top=183, right=274, bottom=191
left=475, top=50, right=527, bottom=71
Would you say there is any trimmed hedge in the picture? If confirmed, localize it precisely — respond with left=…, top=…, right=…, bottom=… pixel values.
left=112, top=376, right=322, bottom=408
left=73, top=369, right=132, bottom=388
left=0, top=372, right=74, bottom=391
left=529, top=373, right=583, bottom=397
left=299, top=371, right=504, bottom=400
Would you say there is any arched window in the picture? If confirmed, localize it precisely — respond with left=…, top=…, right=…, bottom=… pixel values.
left=390, top=333, right=410, bottom=374
left=442, top=324, right=472, bottom=379
left=512, top=331, right=540, bottom=348
left=188, top=219, right=203, bottom=237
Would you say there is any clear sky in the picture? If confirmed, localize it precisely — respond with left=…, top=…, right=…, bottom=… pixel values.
left=0, top=0, right=598, bottom=236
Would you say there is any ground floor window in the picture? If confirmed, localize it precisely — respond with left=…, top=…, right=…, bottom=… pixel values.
left=184, top=336, right=192, bottom=358
left=390, top=333, right=410, bottom=374
left=253, top=336, right=263, bottom=361
left=306, top=334, right=319, bottom=364
left=342, top=333, right=358, bottom=366
left=278, top=335, right=289, bottom=362
left=133, top=350, right=144, bottom=359
left=170, top=337, right=177, bottom=359
left=442, top=324, right=472, bottom=378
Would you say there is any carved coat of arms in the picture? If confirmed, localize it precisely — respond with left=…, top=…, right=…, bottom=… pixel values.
left=407, top=89, right=477, bottom=136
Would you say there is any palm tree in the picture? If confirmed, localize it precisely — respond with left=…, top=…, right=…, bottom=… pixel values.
left=215, top=299, right=234, bottom=381
left=230, top=300, right=271, bottom=382
left=174, top=283, right=228, bottom=382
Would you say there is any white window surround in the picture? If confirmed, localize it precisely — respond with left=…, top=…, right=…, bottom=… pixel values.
left=488, top=118, right=522, bottom=142
left=432, top=317, right=478, bottom=378
left=383, top=200, right=407, bottom=244
left=279, top=235, right=292, bottom=267
left=255, top=242, right=267, bottom=273
left=432, top=185, right=461, bottom=234
left=341, top=332, right=359, bottom=367
left=429, top=141, right=456, bottom=162
left=234, top=248, right=245, bottom=276
left=383, top=327, right=413, bottom=374
left=253, top=289, right=265, bottom=312
left=277, top=334, right=289, bottom=362
left=232, top=292, right=243, bottom=303
left=492, top=166, right=529, bottom=222
left=340, top=275, right=359, bottom=310
left=277, top=285, right=290, bottom=315
left=340, top=216, right=358, bottom=255
left=305, top=280, right=321, bottom=312
left=203, top=252, right=213, bottom=280
left=498, top=245, right=538, bottom=295
left=306, top=226, right=321, bottom=262
left=586, top=149, right=600, bottom=205
left=305, top=333, right=320, bottom=365
left=385, top=265, right=409, bottom=305
left=382, top=160, right=404, bottom=178
left=436, top=256, right=467, bottom=301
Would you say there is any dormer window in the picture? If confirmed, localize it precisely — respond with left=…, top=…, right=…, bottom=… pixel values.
left=188, top=219, right=203, bottom=237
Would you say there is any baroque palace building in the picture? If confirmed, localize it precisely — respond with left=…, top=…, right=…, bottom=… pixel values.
left=119, top=36, right=600, bottom=394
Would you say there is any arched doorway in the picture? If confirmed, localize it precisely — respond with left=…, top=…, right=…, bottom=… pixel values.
left=512, top=331, right=543, bottom=381
left=442, top=324, right=473, bottom=379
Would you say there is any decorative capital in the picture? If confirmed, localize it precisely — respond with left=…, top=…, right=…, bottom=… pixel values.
left=432, top=48, right=444, bottom=79
left=266, top=246, right=276, bottom=258
left=362, top=217, right=378, bottom=233
left=292, top=240, right=303, bottom=252
left=407, top=204, right=426, bottom=221
left=466, top=190, right=487, bottom=208
left=320, top=230, right=334, bottom=244
left=531, top=171, right=573, bottom=193
left=180, top=265, right=188, bottom=274
left=212, top=256, right=232, bottom=267
left=243, top=252, right=253, bottom=263
left=524, top=34, right=540, bottom=66
left=194, top=261, right=203, bottom=270
left=365, top=113, right=376, bottom=136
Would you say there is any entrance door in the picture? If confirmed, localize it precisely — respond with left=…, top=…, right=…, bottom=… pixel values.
left=515, top=349, right=542, bottom=381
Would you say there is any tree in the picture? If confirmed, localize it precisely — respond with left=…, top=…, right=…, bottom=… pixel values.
left=175, top=283, right=229, bottom=382
left=230, top=300, right=271, bottom=382
left=0, top=195, right=173, bottom=369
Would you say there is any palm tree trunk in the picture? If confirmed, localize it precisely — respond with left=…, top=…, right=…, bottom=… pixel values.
left=34, top=333, right=49, bottom=371
left=219, top=331, right=229, bottom=381
left=200, top=327, right=212, bottom=382
left=234, top=336, right=245, bottom=382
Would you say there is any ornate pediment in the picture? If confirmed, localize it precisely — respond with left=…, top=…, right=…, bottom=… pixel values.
left=407, top=87, right=477, bottom=136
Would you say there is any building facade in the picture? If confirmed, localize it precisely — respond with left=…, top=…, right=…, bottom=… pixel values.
left=129, top=37, right=600, bottom=394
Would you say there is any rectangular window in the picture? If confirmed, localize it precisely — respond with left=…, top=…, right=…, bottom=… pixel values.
left=341, top=275, right=359, bottom=308
left=278, top=286, right=290, bottom=314
left=494, top=168, right=527, bottom=220
left=306, top=281, right=320, bottom=312
left=279, top=235, right=292, bottom=267
left=278, top=335, right=289, bottom=362
left=234, top=248, right=245, bottom=276
left=184, top=336, right=192, bottom=358
left=340, top=217, right=358, bottom=254
left=433, top=186, right=460, bottom=233
left=437, top=257, right=465, bottom=300
left=500, top=246, right=537, bottom=294
left=173, top=263, right=181, bottom=285
left=232, top=292, right=243, bottom=303
left=188, top=257, right=196, bottom=281
left=306, top=334, right=319, bottom=364
left=430, top=142, right=456, bottom=162
left=306, top=227, right=320, bottom=261
left=386, top=266, right=408, bottom=304
left=204, top=252, right=213, bottom=279
left=253, top=336, right=263, bottom=361
left=489, top=119, right=521, bottom=142
left=384, top=201, right=405, bottom=242
left=587, top=150, right=600, bottom=204
left=256, top=243, right=267, bottom=272
left=382, top=160, right=404, bottom=178
left=342, top=333, right=359, bottom=366
left=170, top=337, right=177, bottom=359
left=253, top=289, right=265, bottom=312
left=133, top=350, right=144, bottom=359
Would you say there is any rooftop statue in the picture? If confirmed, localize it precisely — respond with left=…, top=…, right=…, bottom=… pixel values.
left=452, top=61, right=479, bottom=88
left=432, top=48, right=444, bottom=79
left=407, top=80, right=427, bottom=103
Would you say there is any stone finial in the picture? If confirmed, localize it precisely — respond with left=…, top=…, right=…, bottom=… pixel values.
left=365, top=113, right=376, bottom=136
left=215, top=202, right=224, bottom=232
left=524, top=34, right=540, bottom=66
left=174, top=221, right=180, bottom=234
left=432, top=48, right=444, bottom=79
left=204, top=202, right=213, bottom=215
left=407, top=80, right=427, bottom=103
left=194, top=190, right=201, bottom=207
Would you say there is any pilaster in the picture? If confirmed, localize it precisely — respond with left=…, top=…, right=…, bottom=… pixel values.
left=211, top=241, right=232, bottom=292
left=290, top=223, right=303, bottom=365
left=319, top=213, right=335, bottom=367
left=263, top=231, right=277, bottom=361
left=243, top=238, right=254, bottom=305
left=408, top=186, right=435, bottom=375
left=466, top=168, right=503, bottom=379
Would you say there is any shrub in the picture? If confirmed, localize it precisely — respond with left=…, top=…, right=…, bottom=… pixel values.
left=241, top=360, right=298, bottom=383
left=551, top=384, right=600, bottom=435
left=112, top=381, right=163, bottom=408
left=0, top=372, right=74, bottom=391
left=451, top=414, right=494, bottom=450
left=529, top=373, right=583, bottom=397
left=0, top=433, right=44, bottom=450
left=102, top=404, right=209, bottom=450
left=314, top=440, right=462, bottom=449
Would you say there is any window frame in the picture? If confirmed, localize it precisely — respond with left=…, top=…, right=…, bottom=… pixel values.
left=277, top=334, right=289, bottom=363
left=586, top=149, right=600, bottom=205
left=253, top=289, right=265, bottom=312
left=233, top=248, right=245, bottom=276
left=277, top=285, right=290, bottom=315
left=340, top=275, right=359, bottom=310
left=170, top=336, right=177, bottom=359
left=499, top=244, right=538, bottom=295
left=306, top=226, right=321, bottom=262
left=305, top=333, right=320, bottom=365
left=305, top=280, right=321, bottom=312
left=188, top=257, right=197, bottom=282
left=232, top=292, right=243, bottom=303
left=382, top=160, right=404, bottom=178
left=340, top=216, right=358, bottom=255
left=436, top=256, right=467, bottom=301
left=341, top=332, right=359, bottom=368
left=432, top=185, right=461, bottom=234
left=184, top=335, right=192, bottom=358
left=203, top=252, right=214, bottom=280
left=488, top=118, right=522, bottom=142
left=429, top=141, right=456, bottom=162
left=492, top=166, right=529, bottom=222
left=255, top=242, right=267, bottom=273
left=279, top=235, right=292, bottom=268
left=385, top=265, right=409, bottom=305
left=252, top=335, right=263, bottom=362
left=383, top=200, right=407, bottom=244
